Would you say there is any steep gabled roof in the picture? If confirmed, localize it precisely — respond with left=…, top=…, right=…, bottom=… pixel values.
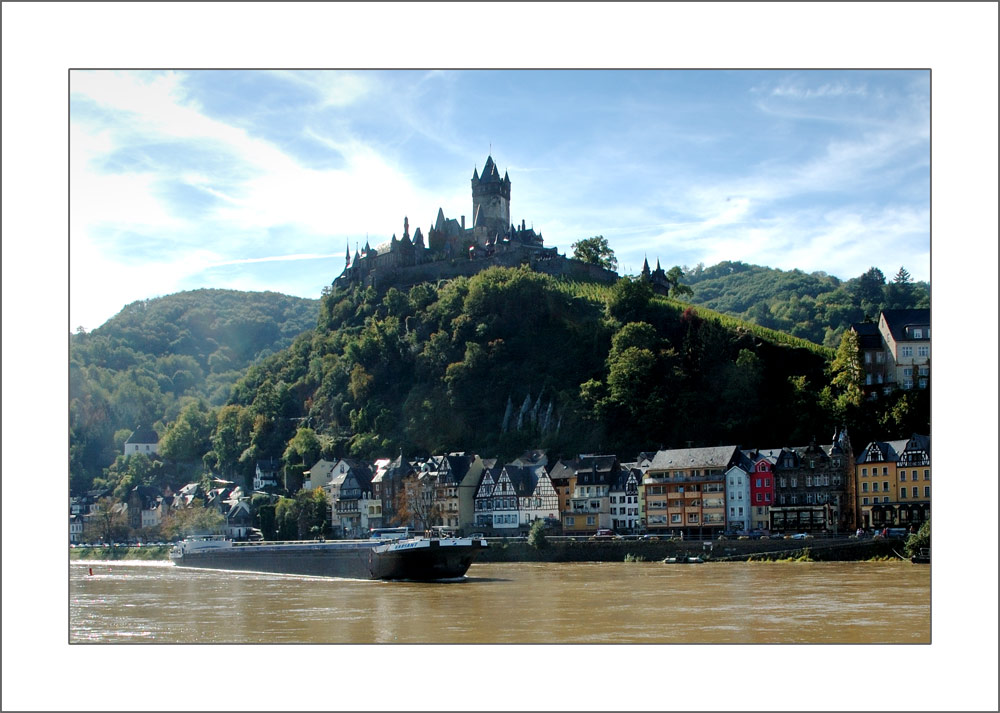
left=503, top=464, right=539, bottom=496
left=125, top=425, right=159, bottom=445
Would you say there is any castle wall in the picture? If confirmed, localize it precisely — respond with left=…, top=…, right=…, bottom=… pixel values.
left=341, top=247, right=618, bottom=294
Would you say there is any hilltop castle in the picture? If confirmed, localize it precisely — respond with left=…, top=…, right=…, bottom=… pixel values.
left=332, top=156, right=619, bottom=292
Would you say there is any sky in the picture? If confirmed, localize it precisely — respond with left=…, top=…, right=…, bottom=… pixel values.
left=69, top=68, right=931, bottom=330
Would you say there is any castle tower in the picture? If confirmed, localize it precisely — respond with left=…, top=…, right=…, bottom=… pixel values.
left=471, top=155, right=511, bottom=244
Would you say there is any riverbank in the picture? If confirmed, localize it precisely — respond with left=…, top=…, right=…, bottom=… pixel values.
left=478, top=536, right=908, bottom=562
left=70, top=537, right=908, bottom=563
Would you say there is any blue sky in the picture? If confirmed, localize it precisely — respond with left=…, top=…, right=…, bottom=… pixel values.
left=70, top=69, right=930, bottom=330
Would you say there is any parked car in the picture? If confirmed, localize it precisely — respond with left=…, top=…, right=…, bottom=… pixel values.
left=591, top=529, right=617, bottom=540
left=469, top=532, right=486, bottom=539
left=790, top=533, right=812, bottom=540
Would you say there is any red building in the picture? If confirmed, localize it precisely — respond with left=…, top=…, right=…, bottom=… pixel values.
left=746, top=450, right=776, bottom=532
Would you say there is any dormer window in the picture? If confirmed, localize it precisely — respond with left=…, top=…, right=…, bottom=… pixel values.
left=913, top=328, right=922, bottom=339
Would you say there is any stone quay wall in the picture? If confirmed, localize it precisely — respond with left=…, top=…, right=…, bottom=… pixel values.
left=476, top=537, right=906, bottom=563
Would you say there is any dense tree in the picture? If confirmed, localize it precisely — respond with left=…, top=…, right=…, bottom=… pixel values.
left=571, top=235, right=618, bottom=271
left=82, top=496, right=130, bottom=543
left=160, top=502, right=226, bottom=540
left=607, top=277, right=653, bottom=324
left=831, top=329, right=865, bottom=410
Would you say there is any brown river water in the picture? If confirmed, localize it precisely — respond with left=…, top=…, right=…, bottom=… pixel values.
left=69, top=559, right=929, bottom=644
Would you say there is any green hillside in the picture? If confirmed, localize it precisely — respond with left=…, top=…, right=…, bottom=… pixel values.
left=69, top=289, right=319, bottom=492
left=71, top=268, right=930, bottom=501
left=202, top=267, right=837, bottom=489
left=682, top=261, right=930, bottom=347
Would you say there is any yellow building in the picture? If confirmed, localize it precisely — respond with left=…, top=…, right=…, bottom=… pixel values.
left=855, top=434, right=930, bottom=530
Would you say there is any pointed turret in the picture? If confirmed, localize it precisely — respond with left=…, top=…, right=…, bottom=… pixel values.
left=345, top=241, right=351, bottom=266
left=403, top=216, right=410, bottom=240
left=435, top=207, right=446, bottom=229
left=641, top=256, right=651, bottom=279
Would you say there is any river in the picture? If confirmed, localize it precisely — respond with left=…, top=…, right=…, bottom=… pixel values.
left=69, top=559, right=929, bottom=644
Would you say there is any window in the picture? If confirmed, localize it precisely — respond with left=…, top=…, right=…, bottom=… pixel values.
left=765, top=493, right=771, bottom=503
left=923, top=470, right=930, bottom=480
left=900, top=489, right=907, bottom=499
left=882, top=467, right=888, bottom=476
left=864, top=352, right=872, bottom=363
left=872, top=482, right=879, bottom=492
left=924, top=487, right=930, bottom=498
left=863, top=497, right=869, bottom=505
left=913, top=329, right=922, bottom=339
left=687, top=513, right=699, bottom=523
left=903, top=367, right=913, bottom=377
left=918, top=347, right=929, bottom=358
left=756, top=493, right=762, bottom=503
left=566, top=517, right=574, bottom=526
left=862, top=468, right=868, bottom=477
left=876, top=352, right=884, bottom=363
left=862, top=482, right=869, bottom=492
left=883, top=481, right=889, bottom=492
left=912, top=487, right=919, bottom=498
left=806, top=476, right=812, bottom=487
left=738, top=507, right=743, bottom=516
left=900, top=471, right=906, bottom=481
left=765, top=479, right=770, bottom=487
left=901, top=346, right=913, bottom=357
left=790, top=478, right=797, bottom=488
left=586, top=516, right=595, bottom=525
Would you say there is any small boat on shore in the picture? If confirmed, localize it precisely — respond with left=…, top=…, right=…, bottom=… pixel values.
left=664, top=556, right=704, bottom=564
left=910, top=547, right=930, bottom=564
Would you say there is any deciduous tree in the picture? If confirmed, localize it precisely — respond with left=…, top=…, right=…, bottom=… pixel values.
left=571, top=235, right=618, bottom=271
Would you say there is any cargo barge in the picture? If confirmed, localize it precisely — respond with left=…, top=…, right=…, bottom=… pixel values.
left=169, top=531, right=486, bottom=581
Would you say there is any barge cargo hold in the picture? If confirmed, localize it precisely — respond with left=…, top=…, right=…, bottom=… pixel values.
left=169, top=535, right=486, bottom=581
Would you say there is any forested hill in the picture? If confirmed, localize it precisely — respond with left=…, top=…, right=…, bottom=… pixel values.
left=70, top=289, right=319, bottom=491
left=195, top=267, right=839, bottom=490
left=71, top=268, right=931, bottom=500
left=681, top=262, right=930, bottom=348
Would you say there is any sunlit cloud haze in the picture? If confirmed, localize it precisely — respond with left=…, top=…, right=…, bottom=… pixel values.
left=70, top=69, right=931, bottom=329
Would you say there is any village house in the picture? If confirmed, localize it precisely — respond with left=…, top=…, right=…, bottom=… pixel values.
left=124, top=424, right=159, bottom=457
left=563, top=455, right=619, bottom=535
left=768, top=429, right=852, bottom=534
left=744, top=449, right=777, bottom=532
left=854, top=433, right=930, bottom=531
left=643, top=446, right=740, bottom=538
left=609, top=465, right=641, bottom=533
left=254, top=458, right=282, bottom=492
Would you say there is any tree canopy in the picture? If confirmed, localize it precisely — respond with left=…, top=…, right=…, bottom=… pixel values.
left=571, top=235, right=618, bottom=271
